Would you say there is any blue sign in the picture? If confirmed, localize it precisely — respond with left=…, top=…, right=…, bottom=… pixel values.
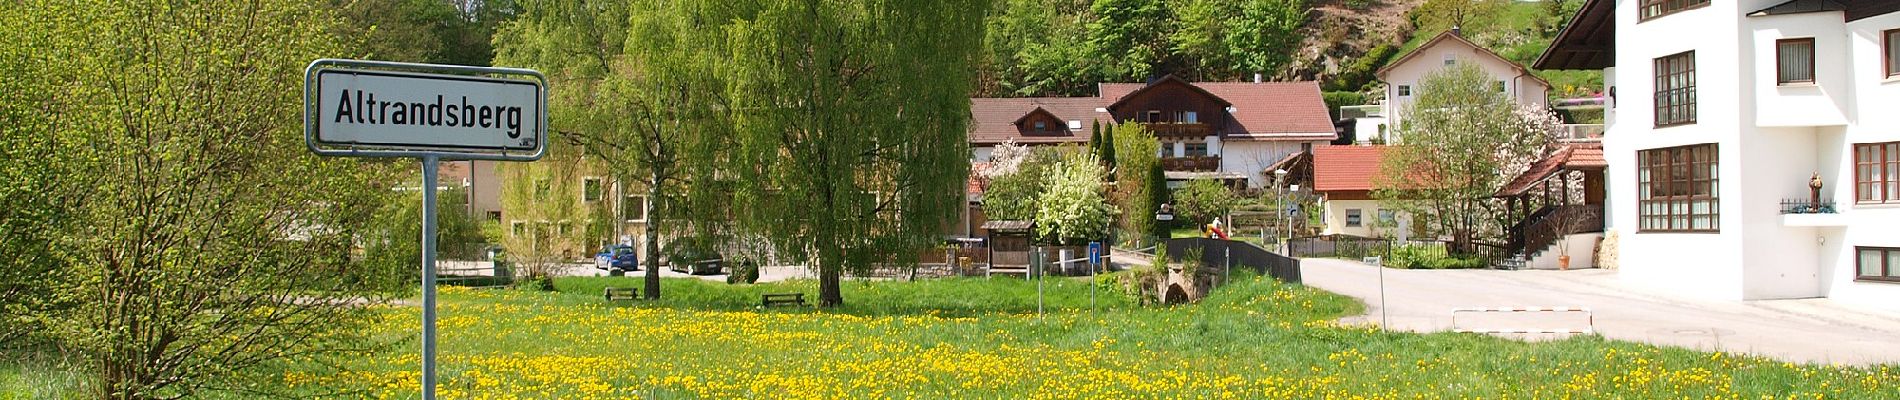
left=1087, top=242, right=1103, bottom=265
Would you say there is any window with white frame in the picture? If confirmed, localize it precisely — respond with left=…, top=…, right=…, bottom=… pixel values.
left=582, top=177, right=604, bottom=202
left=1345, top=209, right=1362, bottom=227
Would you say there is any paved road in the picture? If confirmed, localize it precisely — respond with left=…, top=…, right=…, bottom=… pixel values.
left=1300, top=258, right=1900, bottom=366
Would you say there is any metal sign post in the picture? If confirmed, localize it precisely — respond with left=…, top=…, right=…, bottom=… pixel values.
left=1087, top=241, right=1101, bottom=311
left=303, top=59, right=546, bottom=400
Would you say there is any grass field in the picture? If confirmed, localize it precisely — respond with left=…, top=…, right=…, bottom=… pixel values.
left=5, top=275, right=1896, bottom=399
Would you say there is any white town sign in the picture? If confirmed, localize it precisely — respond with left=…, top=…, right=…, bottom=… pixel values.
left=304, top=59, right=545, bottom=160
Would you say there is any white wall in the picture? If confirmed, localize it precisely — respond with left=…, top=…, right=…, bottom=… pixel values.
left=1605, top=0, right=1748, bottom=300
left=1822, top=11, right=1900, bottom=311
left=972, top=146, right=994, bottom=162
left=1381, top=37, right=1553, bottom=134
left=1525, top=233, right=1603, bottom=270
left=1749, top=13, right=1852, bottom=127
left=1219, top=140, right=1319, bottom=188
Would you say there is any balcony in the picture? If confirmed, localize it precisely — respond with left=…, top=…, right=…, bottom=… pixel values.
left=1142, top=122, right=1212, bottom=138
left=1555, top=124, right=1604, bottom=142
left=1780, top=198, right=1848, bottom=227
left=1159, top=155, right=1221, bottom=172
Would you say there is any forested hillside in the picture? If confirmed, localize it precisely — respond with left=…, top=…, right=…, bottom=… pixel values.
left=976, top=0, right=1602, bottom=102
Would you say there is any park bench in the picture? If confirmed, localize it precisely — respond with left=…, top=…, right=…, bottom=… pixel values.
left=604, top=287, right=639, bottom=301
left=760, top=293, right=806, bottom=307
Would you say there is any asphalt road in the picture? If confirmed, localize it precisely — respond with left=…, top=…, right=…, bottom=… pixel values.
left=1300, top=258, right=1900, bottom=366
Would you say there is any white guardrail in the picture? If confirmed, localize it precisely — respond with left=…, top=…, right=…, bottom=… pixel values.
left=1450, top=307, right=1596, bottom=334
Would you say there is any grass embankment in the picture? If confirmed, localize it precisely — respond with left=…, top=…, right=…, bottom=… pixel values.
left=6, top=276, right=1897, bottom=398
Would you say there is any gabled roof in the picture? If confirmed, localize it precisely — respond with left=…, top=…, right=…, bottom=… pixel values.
left=1378, top=30, right=1553, bottom=89
left=1536, top=0, right=1614, bottom=70
left=1098, top=80, right=1336, bottom=140
left=1102, top=75, right=1231, bottom=114
left=1495, top=143, right=1605, bottom=197
left=969, top=97, right=1108, bottom=145
left=1013, top=106, right=1061, bottom=127
left=1312, top=145, right=1389, bottom=192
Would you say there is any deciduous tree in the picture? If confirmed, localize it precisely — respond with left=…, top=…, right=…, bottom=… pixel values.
left=1374, top=63, right=1558, bottom=252
left=717, top=0, right=987, bottom=307
left=9, top=1, right=408, bottom=397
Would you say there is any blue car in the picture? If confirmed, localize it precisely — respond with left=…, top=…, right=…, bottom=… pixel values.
left=594, top=245, right=639, bottom=272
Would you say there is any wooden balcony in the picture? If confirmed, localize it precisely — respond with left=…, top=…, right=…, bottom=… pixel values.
left=1141, top=122, right=1212, bottom=138
left=1159, top=155, right=1221, bottom=172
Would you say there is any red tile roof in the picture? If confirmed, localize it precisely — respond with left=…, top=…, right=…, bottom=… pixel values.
left=1098, top=80, right=1335, bottom=140
left=969, top=98, right=1109, bottom=145
left=1496, top=143, right=1606, bottom=197
left=1312, top=145, right=1390, bottom=192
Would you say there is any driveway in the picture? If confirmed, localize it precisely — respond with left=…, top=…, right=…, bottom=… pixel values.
left=1300, top=258, right=1900, bottom=366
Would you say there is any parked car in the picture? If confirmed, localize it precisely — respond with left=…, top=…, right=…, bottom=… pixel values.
left=594, top=245, right=639, bottom=272
left=665, top=242, right=724, bottom=275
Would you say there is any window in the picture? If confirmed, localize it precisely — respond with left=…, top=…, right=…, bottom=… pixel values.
left=1495, top=81, right=1507, bottom=92
left=1033, top=121, right=1047, bottom=132
left=1397, top=85, right=1412, bottom=97
left=1854, top=142, right=1900, bottom=203
left=1640, top=0, right=1709, bottom=21
left=1145, top=110, right=1161, bottom=122
left=1885, top=29, right=1900, bottom=78
left=1777, top=38, right=1814, bottom=85
left=510, top=221, right=526, bottom=236
left=582, top=178, right=604, bottom=202
left=1638, top=143, right=1719, bottom=232
left=1855, top=247, right=1900, bottom=283
left=1378, top=210, right=1397, bottom=224
left=1184, top=111, right=1198, bottom=123
left=622, top=195, right=648, bottom=222
left=1345, top=209, right=1362, bottom=227
left=1443, top=54, right=1456, bottom=66
left=1653, top=51, right=1697, bottom=126
left=1184, top=142, right=1208, bottom=157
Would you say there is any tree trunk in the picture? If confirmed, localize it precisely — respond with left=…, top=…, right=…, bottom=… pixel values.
left=643, top=172, right=662, bottom=300
left=817, top=226, right=844, bottom=307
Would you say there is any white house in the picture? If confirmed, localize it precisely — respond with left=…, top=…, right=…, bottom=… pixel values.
left=1376, top=29, right=1554, bottom=140
left=1538, top=0, right=1900, bottom=310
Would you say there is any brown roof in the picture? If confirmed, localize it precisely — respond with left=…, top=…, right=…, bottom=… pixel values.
left=1312, top=145, right=1390, bottom=192
left=1495, top=143, right=1606, bottom=197
left=1378, top=30, right=1553, bottom=89
left=1535, top=0, right=1614, bottom=70
left=969, top=97, right=1109, bottom=145
left=1099, top=80, right=1336, bottom=140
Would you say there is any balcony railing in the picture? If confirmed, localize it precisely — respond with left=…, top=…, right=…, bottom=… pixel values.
left=1555, top=124, right=1604, bottom=142
left=1159, top=155, right=1220, bottom=171
left=1142, top=122, right=1212, bottom=138
left=1779, top=198, right=1837, bottom=214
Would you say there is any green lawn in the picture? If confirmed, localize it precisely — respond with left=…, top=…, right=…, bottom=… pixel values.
left=4, top=275, right=1895, bottom=398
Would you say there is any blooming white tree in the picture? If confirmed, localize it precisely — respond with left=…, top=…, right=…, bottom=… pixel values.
left=984, top=139, right=1032, bottom=179
left=1035, top=151, right=1115, bottom=244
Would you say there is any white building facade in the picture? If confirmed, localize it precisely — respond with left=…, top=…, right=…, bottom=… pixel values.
left=1540, top=0, right=1900, bottom=309
left=1377, top=30, right=1554, bottom=138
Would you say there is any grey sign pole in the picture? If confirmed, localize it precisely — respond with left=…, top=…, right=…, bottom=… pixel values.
left=419, top=156, right=440, bottom=399
left=302, top=59, right=547, bottom=400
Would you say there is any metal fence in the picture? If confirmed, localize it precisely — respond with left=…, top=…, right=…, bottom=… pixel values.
left=1164, top=238, right=1301, bottom=284
left=1286, top=234, right=1391, bottom=260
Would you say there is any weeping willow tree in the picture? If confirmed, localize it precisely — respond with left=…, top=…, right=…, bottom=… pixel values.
left=716, top=0, right=988, bottom=307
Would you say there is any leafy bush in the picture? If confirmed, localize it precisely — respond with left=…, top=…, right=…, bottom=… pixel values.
left=1388, top=243, right=1487, bottom=269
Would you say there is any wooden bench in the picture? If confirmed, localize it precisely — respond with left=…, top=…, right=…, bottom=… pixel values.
left=604, top=287, right=639, bottom=301
left=760, top=293, right=806, bottom=307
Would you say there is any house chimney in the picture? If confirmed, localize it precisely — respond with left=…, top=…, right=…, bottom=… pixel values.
left=1451, top=26, right=1461, bottom=36
left=1253, top=73, right=1263, bottom=83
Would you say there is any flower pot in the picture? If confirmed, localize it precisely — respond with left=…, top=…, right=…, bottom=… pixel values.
left=1558, top=255, right=1571, bottom=270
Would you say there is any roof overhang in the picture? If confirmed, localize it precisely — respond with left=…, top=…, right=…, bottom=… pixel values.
left=1534, top=0, right=1615, bottom=71
left=1747, top=0, right=1900, bottom=22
